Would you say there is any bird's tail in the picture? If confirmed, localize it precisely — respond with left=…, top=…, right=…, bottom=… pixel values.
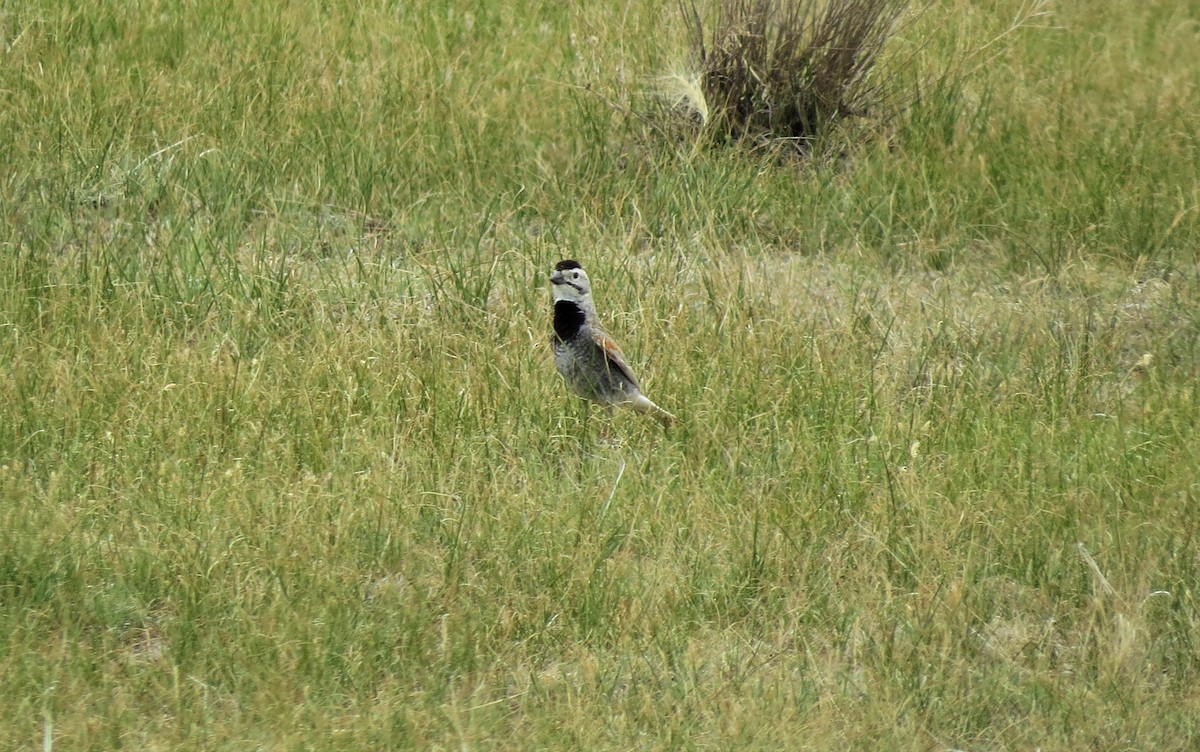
left=631, top=394, right=676, bottom=429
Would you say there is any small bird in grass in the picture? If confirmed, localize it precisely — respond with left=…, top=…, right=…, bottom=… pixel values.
left=550, top=259, right=675, bottom=428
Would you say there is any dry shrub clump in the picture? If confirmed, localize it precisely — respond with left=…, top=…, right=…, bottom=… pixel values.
left=675, top=0, right=908, bottom=150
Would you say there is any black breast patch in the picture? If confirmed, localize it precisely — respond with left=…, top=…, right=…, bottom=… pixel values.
left=553, top=300, right=586, bottom=342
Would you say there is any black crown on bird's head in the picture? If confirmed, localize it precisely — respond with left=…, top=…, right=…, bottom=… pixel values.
left=555, top=259, right=583, bottom=272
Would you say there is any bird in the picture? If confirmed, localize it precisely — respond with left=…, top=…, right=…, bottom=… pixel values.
left=549, top=259, right=675, bottom=428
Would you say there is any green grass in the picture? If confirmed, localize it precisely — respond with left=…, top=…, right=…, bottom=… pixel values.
left=2, top=0, right=1200, bottom=748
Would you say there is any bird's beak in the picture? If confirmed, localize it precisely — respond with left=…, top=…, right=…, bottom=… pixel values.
left=549, top=269, right=565, bottom=285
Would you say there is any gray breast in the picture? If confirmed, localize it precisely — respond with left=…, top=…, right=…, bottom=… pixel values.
left=554, top=330, right=636, bottom=405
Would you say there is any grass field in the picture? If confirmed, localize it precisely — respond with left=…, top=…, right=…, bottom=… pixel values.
left=3, top=0, right=1200, bottom=748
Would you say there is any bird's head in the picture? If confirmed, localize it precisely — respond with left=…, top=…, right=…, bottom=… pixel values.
left=550, top=259, right=592, bottom=303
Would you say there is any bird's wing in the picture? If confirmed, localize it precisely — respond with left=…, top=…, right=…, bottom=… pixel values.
left=592, top=329, right=642, bottom=391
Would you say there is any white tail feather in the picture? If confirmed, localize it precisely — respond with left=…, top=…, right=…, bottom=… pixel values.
left=631, top=394, right=675, bottom=428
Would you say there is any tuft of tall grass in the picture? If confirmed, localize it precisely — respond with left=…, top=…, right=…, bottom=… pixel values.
left=673, top=0, right=908, bottom=150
